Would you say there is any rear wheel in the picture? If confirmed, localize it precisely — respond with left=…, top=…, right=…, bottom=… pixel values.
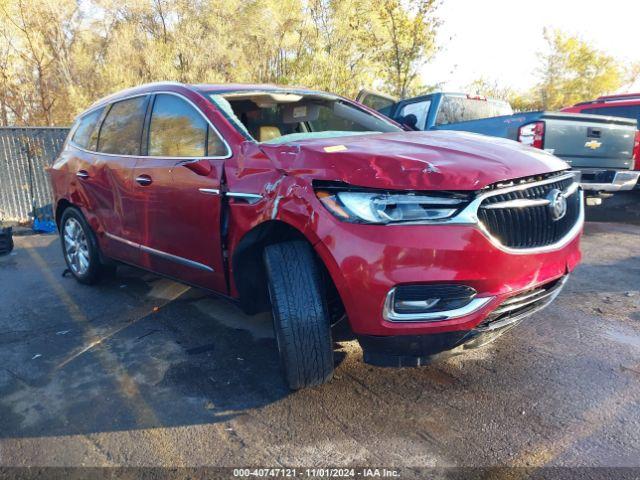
left=60, top=208, right=111, bottom=285
left=263, top=240, right=334, bottom=390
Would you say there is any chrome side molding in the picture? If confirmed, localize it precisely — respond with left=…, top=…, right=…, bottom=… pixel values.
left=198, top=188, right=220, bottom=195
left=227, top=192, right=263, bottom=204
left=139, top=244, right=214, bottom=272
left=105, top=232, right=214, bottom=272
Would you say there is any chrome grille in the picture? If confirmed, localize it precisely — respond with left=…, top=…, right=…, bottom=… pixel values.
left=477, top=174, right=581, bottom=249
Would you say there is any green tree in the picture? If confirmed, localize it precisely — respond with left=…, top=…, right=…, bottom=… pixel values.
left=367, top=0, right=439, bottom=98
left=0, top=0, right=442, bottom=125
left=534, top=28, right=623, bottom=110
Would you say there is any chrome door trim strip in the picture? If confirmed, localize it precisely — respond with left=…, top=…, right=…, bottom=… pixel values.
left=105, top=232, right=139, bottom=249
left=105, top=232, right=214, bottom=272
left=198, top=188, right=220, bottom=195
left=227, top=192, right=263, bottom=204
left=140, top=245, right=215, bottom=272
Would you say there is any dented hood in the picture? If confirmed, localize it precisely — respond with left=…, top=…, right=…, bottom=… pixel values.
left=259, top=130, right=569, bottom=191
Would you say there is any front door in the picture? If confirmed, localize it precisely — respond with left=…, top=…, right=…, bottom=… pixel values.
left=131, top=93, right=230, bottom=293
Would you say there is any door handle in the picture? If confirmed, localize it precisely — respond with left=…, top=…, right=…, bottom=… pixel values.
left=135, top=174, right=152, bottom=186
left=76, top=170, right=89, bottom=179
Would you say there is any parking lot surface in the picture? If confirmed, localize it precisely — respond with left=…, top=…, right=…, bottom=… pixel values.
left=1, top=194, right=639, bottom=470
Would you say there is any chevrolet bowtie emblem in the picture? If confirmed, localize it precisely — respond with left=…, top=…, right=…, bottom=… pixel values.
left=584, top=140, right=602, bottom=150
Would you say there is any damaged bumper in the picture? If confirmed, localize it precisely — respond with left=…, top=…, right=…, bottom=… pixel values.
left=358, top=275, right=569, bottom=367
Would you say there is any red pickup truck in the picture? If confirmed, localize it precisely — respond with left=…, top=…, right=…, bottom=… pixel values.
left=50, top=82, right=583, bottom=389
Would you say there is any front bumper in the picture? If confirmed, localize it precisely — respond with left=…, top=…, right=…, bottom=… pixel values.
left=578, top=169, right=640, bottom=192
left=359, top=275, right=569, bottom=367
left=315, top=219, right=582, bottom=337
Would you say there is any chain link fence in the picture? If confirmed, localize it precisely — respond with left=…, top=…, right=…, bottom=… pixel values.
left=0, top=127, right=70, bottom=224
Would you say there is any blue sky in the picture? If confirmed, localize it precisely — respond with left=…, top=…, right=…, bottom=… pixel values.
left=422, top=0, right=640, bottom=92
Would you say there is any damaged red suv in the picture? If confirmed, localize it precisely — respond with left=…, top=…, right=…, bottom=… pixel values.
left=50, top=82, right=583, bottom=389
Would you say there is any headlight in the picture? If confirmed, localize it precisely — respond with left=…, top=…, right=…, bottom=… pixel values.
left=315, top=188, right=469, bottom=224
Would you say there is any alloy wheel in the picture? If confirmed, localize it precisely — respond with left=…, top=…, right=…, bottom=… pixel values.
left=63, top=217, right=90, bottom=276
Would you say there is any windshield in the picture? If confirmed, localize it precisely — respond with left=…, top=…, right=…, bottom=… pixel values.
left=208, top=91, right=402, bottom=143
left=435, top=95, right=513, bottom=125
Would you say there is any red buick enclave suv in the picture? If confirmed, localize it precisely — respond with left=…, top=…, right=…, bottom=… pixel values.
left=50, top=82, right=583, bottom=389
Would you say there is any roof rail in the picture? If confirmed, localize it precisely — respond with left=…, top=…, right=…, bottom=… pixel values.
left=596, top=93, right=640, bottom=102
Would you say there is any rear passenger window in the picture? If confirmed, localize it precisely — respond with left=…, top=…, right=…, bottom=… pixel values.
left=148, top=94, right=227, bottom=157
left=71, top=108, right=103, bottom=150
left=98, top=96, right=148, bottom=155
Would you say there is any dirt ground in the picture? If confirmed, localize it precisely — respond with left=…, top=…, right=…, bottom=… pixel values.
left=0, top=192, right=639, bottom=477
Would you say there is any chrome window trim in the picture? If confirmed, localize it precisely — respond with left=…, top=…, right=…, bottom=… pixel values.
left=105, top=232, right=214, bottom=272
left=383, top=290, right=494, bottom=323
left=389, top=172, right=584, bottom=255
left=68, top=90, right=232, bottom=160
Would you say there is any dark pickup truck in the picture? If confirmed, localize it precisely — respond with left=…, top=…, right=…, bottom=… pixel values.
left=357, top=90, right=640, bottom=196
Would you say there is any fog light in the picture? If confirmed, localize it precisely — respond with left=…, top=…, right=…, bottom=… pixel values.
left=392, top=285, right=477, bottom=314
left=383, top=284, right=492, bottom=322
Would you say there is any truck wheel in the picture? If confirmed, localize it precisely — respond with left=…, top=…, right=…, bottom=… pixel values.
left=263, top=240, right=334, bottom=389
left=60, top=207, right=111, bottom=285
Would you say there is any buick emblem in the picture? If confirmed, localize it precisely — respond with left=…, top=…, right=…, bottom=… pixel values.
left=546, top=189, right=567, bottom=221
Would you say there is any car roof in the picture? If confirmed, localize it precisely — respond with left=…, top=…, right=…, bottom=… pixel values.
left=83, top=81, right=333, bottom=116
left=91, top=82, right=324, bottom=108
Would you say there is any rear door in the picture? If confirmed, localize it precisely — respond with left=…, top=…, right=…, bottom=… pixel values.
left=131, top=92, right=230, bottom=293
left=89, top=95, right=150, bottom=265
left=541, top=112, right=637, bottom=169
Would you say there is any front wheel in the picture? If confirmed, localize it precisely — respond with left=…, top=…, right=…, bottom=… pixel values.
left=60, top=208, right=110, bottom=285
left=263, top=240, right=334, bottom=390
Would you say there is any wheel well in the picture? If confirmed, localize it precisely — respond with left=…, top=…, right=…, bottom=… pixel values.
left=232, top=221, right=345, bottom=322
left=55, top=199, right=73, bottom=229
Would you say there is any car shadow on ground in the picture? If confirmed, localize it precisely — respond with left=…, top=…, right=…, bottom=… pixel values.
left=0, top=236, right=352, bottom=439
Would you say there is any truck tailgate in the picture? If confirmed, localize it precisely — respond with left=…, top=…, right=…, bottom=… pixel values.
left=541, top=112, right=636, bottom=169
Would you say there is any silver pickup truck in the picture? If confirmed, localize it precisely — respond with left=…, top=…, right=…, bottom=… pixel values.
left=357, top=90, right=640, bottom=197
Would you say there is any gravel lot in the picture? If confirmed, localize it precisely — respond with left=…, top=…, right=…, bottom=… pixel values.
left=0, top=192, right=639, bottom=476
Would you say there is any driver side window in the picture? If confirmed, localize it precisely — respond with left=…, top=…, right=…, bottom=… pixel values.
left=148, top=94, right=227, bottom=157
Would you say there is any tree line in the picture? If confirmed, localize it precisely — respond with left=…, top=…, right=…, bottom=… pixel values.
left=0, top=0, right=439, bottom=126
left=468, top=28, right=640, bottom=112
left=1, top=0, right=637, bottom=126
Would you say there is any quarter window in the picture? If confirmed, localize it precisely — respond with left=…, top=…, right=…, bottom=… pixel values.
left=97, top=96, right=148, bottom=155
left=71, top=108, right=103, bottom=150
left=148, top=94, right=227, bottom=157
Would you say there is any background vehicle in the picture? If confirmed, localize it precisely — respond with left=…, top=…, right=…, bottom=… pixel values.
left=50, top=82, right=582, bottom=390
left=358, top=90, right=640, bottom=196
left=563, top=93, right=640, bottom=187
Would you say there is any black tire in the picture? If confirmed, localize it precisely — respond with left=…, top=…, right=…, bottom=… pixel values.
left=59, top=207, right=110, bottom=285
left=263, top=240, right=334, bottom=389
